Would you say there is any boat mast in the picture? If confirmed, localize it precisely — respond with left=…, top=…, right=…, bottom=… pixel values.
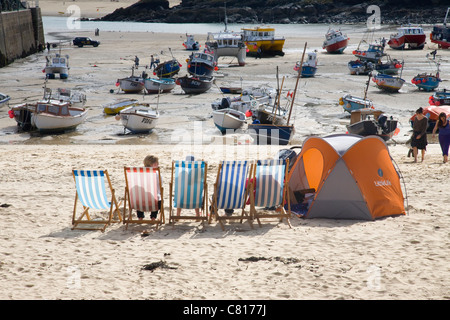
left=444, top=7, right=450, bottom=26
left=364, top=72, right=371, bottom=101
left=224, top=1, right=228, bottom=32
left=287, top=42, right=307, bottom=125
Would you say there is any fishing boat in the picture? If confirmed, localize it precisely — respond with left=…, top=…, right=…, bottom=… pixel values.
left=241, top=25, right=285, bottom=57
left=322, top=28, right=349, bottom=54
left=294, top=51, right=317, bottom=78
left=352, top=44, right=385, bottom=63
left=430, top=7, right=450, bottom=49
left=212, top=108, right=247, bottom=133
left=429, top=89, right=450, bottom=106
left=211, top=90, right=272, bottom=113
left=186, top=52, right=217, bottom=77
left=103, top=98, right=138, bottom=115
left=410, top=105, right=450, bottom=132
left=176, top=75, right=213, bottom=94
left=348, top=60, right=373, bottom=75
left=183, top=34, right=200, bottom=50
left=375, top=56, right=403, bottom=75
left=219, top=86, right=242, bottom=94
left=117, top=104, right=159, bottom=133
left=0, top=92, right=11, bottom=106
left=154, top=58, right=181, bottom=78
left=144, top=78, right=176, bottom=94
left=116, top=67, right=145, bottom=93
left=339, top=73, right=374, bottom=113
left=388, top=26, right=426, bottom=50
left=44, top=52, right=69, bottom=79
left=205, top=4, right=246, bottom=66
left=347, top=108, right=399, bottom=141
left=372, top=73, right=405, bottom=92
left=411, top=55, right=442, bottom=92
left=44, top=87, right=87, bottom=108
left=31, top=101, right=88, bottom=133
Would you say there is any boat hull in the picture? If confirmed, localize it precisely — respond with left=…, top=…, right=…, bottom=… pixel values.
left=245, top=39, right=285, bottom=56
left=32, top=108, right=87, bottom=133
left=212, top=108, right=246, bottom=133
left=324, top=38, right=348, bottom=54
left=247, top=124, right=294, bottom=145
left=430, top=90, right=450, bottom=106
left=347, top=119, right=398, bottom=141
left=301, top=66, right=317, bottom=78
left=388, top=34, right=426, bottom=50
left=144, top=78, right=176, bottom=94
left=339, top=95, right=373, bottom=113
left=103, top=98, right=138, bottom=115
left=348, top=60, right=373, bottom=75
left=154, top=60, right=181, bottom=78
left=176, top=76, right=213, bottom=94
left=373, top=74, right=405, bottom=92
left=45, top=66, right=69, bottom=79
left=412, top=74, right=441, bottom=92
left=118, top=77, right=145, bottom=93
left=119, top=105, right=159, bottom=133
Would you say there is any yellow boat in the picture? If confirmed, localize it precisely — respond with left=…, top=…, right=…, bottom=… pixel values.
left=103, top=98, right=138, bottom=115
left=241, top=26, right=285, bottom=56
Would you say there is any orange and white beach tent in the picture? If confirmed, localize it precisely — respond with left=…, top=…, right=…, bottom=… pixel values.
left=287, top=134, right=406, bottom=220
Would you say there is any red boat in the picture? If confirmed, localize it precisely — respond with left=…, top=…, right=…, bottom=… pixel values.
left=388, top=26, right=426, bottom=50
left=322, top=29, right=349, bottom=54
left=430, top=7, right=450, bottom=49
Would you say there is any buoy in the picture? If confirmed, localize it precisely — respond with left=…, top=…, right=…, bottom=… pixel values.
left=8, top=110, right=14, bottom=118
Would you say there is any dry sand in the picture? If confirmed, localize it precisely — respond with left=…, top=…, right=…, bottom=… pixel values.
left=0, top=1, right=449, bottom=301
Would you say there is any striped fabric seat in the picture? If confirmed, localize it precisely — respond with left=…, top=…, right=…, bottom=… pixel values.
left=72, top=169, right=121, bottom=232
left=125, top=167, right=160, bottom=212
left=216, top=161, right=250, bottom=210
left=123, top=166, right=164, bottom=228
left=250, top=159, right=291, bottom=228
left=254, top=160, right=286, bottom=208
left=173, top=161, right=205, bottom=209
left=73, top=170, right=111, bottom=210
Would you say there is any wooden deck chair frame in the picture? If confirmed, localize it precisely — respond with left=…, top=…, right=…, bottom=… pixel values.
left=72, top=169, right=122, bottom=232
left=169, top=160, right=208, bottom=225
left=208, top=161, right=254, bottom=230
left=249, top=159, right=291, bottom=228
left=123, top=167, right=165, bottom=230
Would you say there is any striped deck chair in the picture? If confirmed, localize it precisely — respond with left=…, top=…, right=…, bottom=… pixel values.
left=169, top=160, right=208, bottom=225
left=72, top=169, right=122, bottom=232
left=249, top=159, right=291, bottom=227
left=123, top=167, right=164, bottom=229
left=209, top=160, right=254, bottom=230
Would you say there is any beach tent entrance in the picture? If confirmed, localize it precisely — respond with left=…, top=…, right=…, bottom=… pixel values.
left=287, top=134, right=405, bottom=220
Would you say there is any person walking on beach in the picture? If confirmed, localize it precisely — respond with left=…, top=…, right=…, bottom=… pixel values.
left=134, top=55, right=140, bottom=69
left=432, top=112, right=450, bottom=163
left=411, top=107, right=428, bottom=163
left=150, top=55, right=156, bottom=70
left=137, top=155, right=161, bottom=220
left=256, top=46, right=262, bottom=59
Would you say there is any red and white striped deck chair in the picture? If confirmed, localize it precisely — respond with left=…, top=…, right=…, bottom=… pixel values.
left=72, top=169, right=122, bottom=232
left=249, top=159, right=291, bottom=228
left=123, top=167, right=164, bottom=229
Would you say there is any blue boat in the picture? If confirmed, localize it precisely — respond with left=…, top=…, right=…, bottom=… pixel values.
left=352, top=44, right=385, bottom=63
left=348, top=60, right=373, bottom=75
left=430, top=89, right=450, bottom=106
left=412, top=73, right=441, bottom=91
left=187, top=52, right=216, bottom=77
left=294, top=52, right=317, bottom=78
left=248, top=123, right=294, bottom=145
left=0, top=92, right=10, bottom=106
left=154, top=59, right=181, bottom=78
left=339, top=94, right=374, bottom=113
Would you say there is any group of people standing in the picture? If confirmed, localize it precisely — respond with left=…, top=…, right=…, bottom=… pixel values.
left=134, top=55, right=159, bottom=70
left=411, top=107, right=450, bottom=164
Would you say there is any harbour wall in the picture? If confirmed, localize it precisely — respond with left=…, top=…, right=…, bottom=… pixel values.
left=0, top=7, right=45, bottom=68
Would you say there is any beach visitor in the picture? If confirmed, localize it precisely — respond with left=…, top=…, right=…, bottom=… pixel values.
left=432, top=112, right=450, bottom=163
left=176, top=155, right=201, bottom=219
left=411, top=107, right=428, bottom=163
left=137, top=155, right=161, bottom=220
left=150, top=55, right=156, bottom=70
left=134, top=56, right=140, bottom=69
left=256, top=47, right=262, bottom=59
left=47, top=42, right=50, bottom=52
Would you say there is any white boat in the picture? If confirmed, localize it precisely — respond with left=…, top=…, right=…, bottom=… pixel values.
left=211, top=87, right=274, bottom=113
left=43, top=88, right=86, bottom=108
left=116, top=67, right=145, bottom=93
left=323, top=28, right=349, bottom=54
left=372, top=73, right=405, bottom=92
left=103, top=98, right=138, bottom=115
left=0, top=92, right=11, bottom=106
left=183, top=34, right=200, bottom=50
left=31, top=100, right=88, bottom=133
left=144, top=78, right=176, bottom=94
left=44, top=52, right=70, bottom=79
left=212, top=108, right=246, bottom=133
left=118, top=104, right=159, bottom=133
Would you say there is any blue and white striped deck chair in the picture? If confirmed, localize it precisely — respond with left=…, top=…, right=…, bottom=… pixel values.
left=169, top=160, right=208, bottom=225
left=209, top=160, right=254, bottom=230
left=250, top=159, right=291, bottom=228
left=72, top=169, right=122, bottom=232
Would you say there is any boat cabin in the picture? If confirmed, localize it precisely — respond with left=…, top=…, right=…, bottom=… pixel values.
left=206, top=31, right=244, bottom=48
left=396, top=27, right=424, bottom=36
left=350, top=108, right=384, bottom=125
left=241, top=27, right=278, bottom=40
left=190, top=52, right=215, bottom=64
left=36, top=101, right=72, bottom=116
left=46, top=54, right=68, bottom=67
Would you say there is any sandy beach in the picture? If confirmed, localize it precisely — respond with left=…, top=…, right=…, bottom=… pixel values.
left=0, top=1, right=449, bottom=301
